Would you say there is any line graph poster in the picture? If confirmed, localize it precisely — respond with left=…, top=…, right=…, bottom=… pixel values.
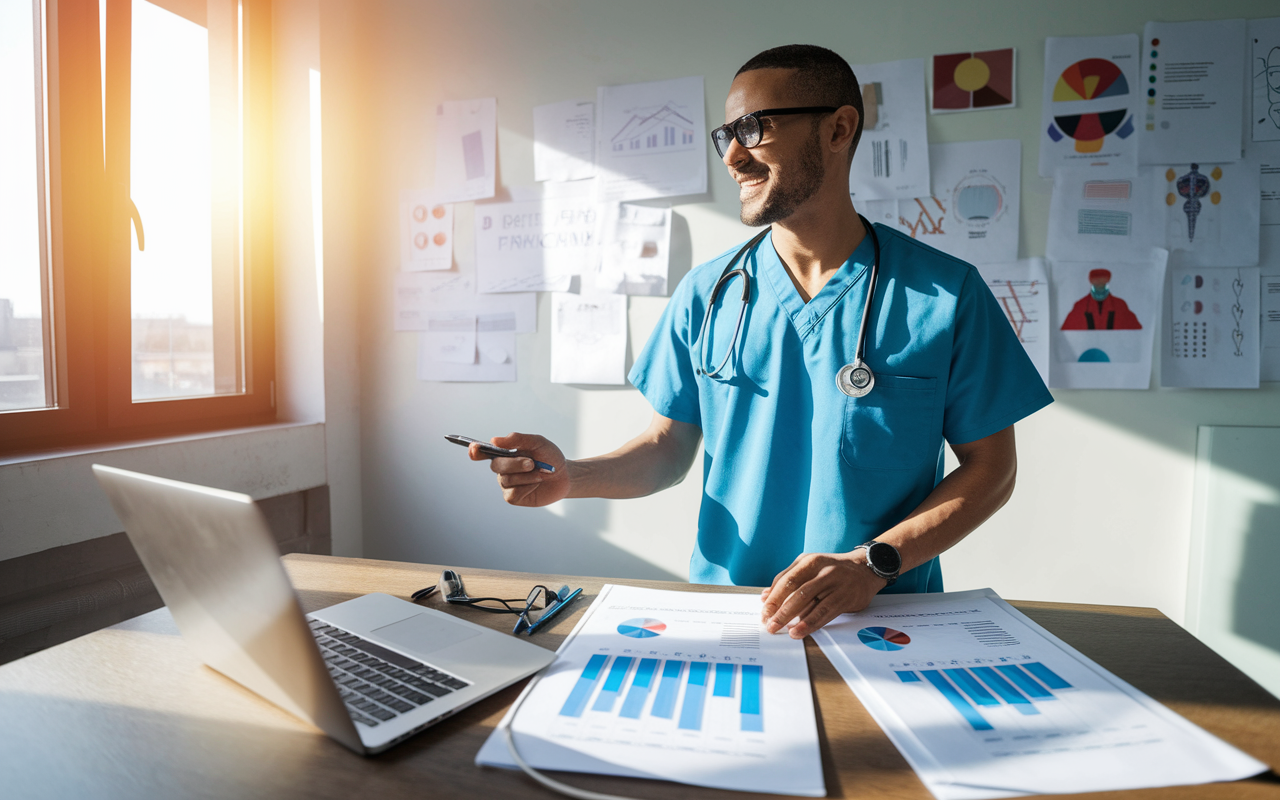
left=595, top=77, right=708, bottom=203
left=977, top=259, right=1049, bottom=384
left=896, top=140, right=1020, bottom=264
left=1039, top=35, right=1140, bottom=176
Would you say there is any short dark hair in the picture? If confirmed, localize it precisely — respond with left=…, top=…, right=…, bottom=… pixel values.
left=735, top=44, right=863, bottom=159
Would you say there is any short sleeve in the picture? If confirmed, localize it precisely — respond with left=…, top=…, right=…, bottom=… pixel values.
left=943, top=268, right=1053, bottom=444
left=629, top=278, right=703, bottom=427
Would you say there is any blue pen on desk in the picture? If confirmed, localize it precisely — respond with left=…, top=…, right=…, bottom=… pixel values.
left=444, top=434, right=556, bottom=473
left=514, top=586, right=582, bottom=635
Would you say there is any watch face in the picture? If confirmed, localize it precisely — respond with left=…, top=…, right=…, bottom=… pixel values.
left=867, top=542, right=901, bottom=574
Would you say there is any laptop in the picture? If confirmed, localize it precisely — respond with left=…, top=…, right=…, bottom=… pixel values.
left=92, top=464, right=556, bottom=755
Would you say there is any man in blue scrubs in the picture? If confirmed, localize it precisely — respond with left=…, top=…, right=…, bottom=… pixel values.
left=472, top=45, right=1052, bottom=637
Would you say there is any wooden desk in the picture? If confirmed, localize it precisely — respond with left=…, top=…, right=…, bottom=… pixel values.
left=2, top=554, right=1277, bottom=799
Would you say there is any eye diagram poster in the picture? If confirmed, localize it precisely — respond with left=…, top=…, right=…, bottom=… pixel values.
left=1039, top=35, right=1140, bottom=177
left=1162, top=266, right=1261, bottom=388
left=595, top=76, right=707, bottom=203
left=398, top=192, right=453, bottom=271
left=931, top=48, right=1016, bottom=113
left=816, top=589, right=1265, bottom=800
left=597, top=203, right=672, bottom=296
left=1050, top=249, right=1167, bottom=390
left=849, top=58, right=932, bottom=201
left=549, top=292, right=628, bottom=385
left=476, top=585, right=824, bottom=796
left=473, top=197, right=600, bottom=293
left=1140, top=19, right=1246, bottom=165
left=1158, top=161, right=1260, bottom=267
left=977, top=259, right=1050, bottom=385
left=896, top=140, right=1020, bottom=264
left=1251, top=17, right=1280, bottom=143
left=433, top=98, right=496, bottom=203
left=534, top=99, right=595, bottom=183
left=1047, top=168, right=1155, bottom=263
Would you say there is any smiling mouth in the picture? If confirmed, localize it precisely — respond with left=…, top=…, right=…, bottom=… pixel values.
left=738, top=174, right=767, bottom=191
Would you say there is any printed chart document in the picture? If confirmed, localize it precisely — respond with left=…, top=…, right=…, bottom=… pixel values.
left=931, top=48, right=1016, bottom=114
left=816, top=588, right=1266, bottom=800
left=534, top=99, right=595, bottom=183
left=476, top=585, right=824, bottom=796
left=598, top=203, right=672, bottom=296
left=1140, top=19, right=1246, bottom=165
left=473, top=197, right=600, bottom=293
left=1162, top=265, right=1260, bottom=388
left=393, top=271, right=535, bottom=333
left=1263, top=222, right=1280, bottom=381
left=595, top=76, right=707, bottom=203
left=549, top=292, right=627, bottom=385
left=976, top=259, right=1049, bottom=385
left=849, top=58, right=931, bottom=200
left=434, top=98, right=496, bottom=203
left=399, top=192, right=454, bottom=271
left=1250, top=17, right=1280, bottom=143
left=417, top=330, right=515, bottom=383
left=1049, top=248, right=1167, bottom=390
left=1039, top=35, right=1140, bottom=176
left=897, top=140, right=1020, bottom=264
left=1156, top=160, right=1261, bottom=267
left=1046, top=168, right=1155, bottom=263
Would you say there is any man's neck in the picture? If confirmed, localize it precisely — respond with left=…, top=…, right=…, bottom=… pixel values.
left=771, top=192, right=866, bottom=303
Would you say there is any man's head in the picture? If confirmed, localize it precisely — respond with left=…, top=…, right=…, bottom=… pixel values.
left=722, top=45, right=863, bottom=227
left=1089, top=269, right=1111, bottom=301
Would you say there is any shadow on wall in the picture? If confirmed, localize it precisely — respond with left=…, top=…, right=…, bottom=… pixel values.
left=1232, top=501, right=1280, bottom=659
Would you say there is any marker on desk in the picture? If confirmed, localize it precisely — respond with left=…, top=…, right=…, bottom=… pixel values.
left=444, top=434, right=556, bottom=473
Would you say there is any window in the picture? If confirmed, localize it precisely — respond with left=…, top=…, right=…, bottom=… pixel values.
left=0, top=0, right=274, bottom=455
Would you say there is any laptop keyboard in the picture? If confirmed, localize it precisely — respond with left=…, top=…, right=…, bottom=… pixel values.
left=308, top=618, right=471, bottom=728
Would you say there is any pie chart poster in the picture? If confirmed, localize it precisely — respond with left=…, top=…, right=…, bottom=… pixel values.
left=931, top=48, right=1015, bottom=114
left=1039, top=33, right=1140, bottom=177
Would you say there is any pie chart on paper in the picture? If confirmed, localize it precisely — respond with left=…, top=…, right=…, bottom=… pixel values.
left=617, top=618, right=667, bottom=638
left=857, top=626, right=912, bottom=651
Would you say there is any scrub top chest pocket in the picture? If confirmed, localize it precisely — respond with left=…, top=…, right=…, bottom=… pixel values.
left=840, top=374, right=941, bottom=471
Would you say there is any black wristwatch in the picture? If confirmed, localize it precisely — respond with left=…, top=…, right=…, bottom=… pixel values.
left=853, top=540, right=901, bottom=587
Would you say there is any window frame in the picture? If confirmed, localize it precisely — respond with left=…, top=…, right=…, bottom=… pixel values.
left=0, top=0, right=275, bottom=456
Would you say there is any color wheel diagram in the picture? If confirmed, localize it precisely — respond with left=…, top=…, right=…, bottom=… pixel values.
left=617, top=618, right=667, bottom=638
left=858, top=627, right=912, bottom=651
left=1047, top=58, right=1135, bottom=153
left=932, top=48, right=1015, bottom=111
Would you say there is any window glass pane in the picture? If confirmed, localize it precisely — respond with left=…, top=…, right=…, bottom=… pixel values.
left=0, top=0, right=51, bottom=412
left=130, top=0, right=238, bottom=401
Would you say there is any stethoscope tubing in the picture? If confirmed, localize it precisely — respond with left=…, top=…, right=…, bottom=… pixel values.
left=695, top=217, right=881, bottom=388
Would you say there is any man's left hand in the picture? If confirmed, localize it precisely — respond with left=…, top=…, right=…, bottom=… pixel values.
left=760, top=552, right=885, bottom=638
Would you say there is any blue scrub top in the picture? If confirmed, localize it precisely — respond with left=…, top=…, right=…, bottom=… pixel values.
left=629, top=224, right=1053, bottom=591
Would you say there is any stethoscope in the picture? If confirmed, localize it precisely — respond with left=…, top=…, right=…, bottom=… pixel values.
left=694, top=214, right=881, bottom=398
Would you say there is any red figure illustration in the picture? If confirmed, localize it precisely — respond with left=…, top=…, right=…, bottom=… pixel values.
left=1061, top=269, right=1141, bottom=330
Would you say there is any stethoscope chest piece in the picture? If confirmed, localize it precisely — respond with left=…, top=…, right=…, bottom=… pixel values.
left=837, top=360, right=875, bottom=398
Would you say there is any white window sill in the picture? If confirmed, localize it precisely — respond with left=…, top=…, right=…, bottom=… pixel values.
left=0, top=422, right=327, bottom=561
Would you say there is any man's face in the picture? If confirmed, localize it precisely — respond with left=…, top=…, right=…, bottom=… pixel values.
left=723, top=69, right=828, bottom=227
left=1089, top=278, right=1110, bottom=301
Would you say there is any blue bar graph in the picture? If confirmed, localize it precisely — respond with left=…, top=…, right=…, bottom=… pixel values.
left=1024, top=662, right=1072, bottom=690
left=651, top=660, right=685, bottom=719
left=741, top=664, right=763, bottom=732
left=678, top=662, right=709, bottom=730
left=922, top=670, right=994, bottom=731
left=592, top=656, right=634, bottom=713
left=560, top=654, right=609, bottom=718
left=996, top=665, right=1054, bottom=699
left=713, top=663, right=736, bottom=698
left=945, top=668, right=1000, bottom=707
left=896, top=670, right=921, bottom=683
left=971, top=666, right=1039, bottom=715
left=619, top=658, right=660, bottom=719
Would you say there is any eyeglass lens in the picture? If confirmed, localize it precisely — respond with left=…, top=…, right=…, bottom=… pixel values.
left=712, top=114, right=762, bottom=158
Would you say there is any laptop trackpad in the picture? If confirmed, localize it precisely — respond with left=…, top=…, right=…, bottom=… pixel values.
left=372, top=612, right=483, bottom=656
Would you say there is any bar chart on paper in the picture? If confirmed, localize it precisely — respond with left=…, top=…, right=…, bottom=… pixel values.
left=478, top=585, right=826, bottom=797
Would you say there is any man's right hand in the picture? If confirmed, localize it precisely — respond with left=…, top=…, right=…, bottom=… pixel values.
left=472, top=432, right=570, bottom=507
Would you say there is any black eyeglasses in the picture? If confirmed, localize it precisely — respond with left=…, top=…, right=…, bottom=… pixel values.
left=411, top=569, right=582, bottom=635
left=710, top=106, right=838, bottom=158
